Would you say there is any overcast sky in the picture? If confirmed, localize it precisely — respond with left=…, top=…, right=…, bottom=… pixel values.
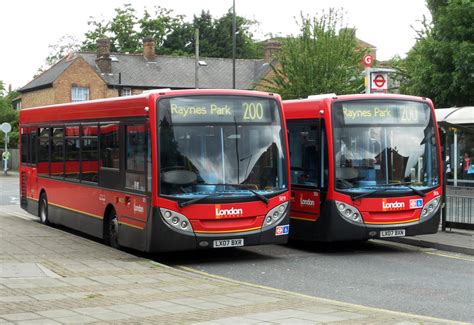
left=1, top=0, right=430, bottom=90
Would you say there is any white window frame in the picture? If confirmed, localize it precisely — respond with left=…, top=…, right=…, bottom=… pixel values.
left=121, top=87, right=132, bottom=97
left=71, top=86, right=89, bottom=102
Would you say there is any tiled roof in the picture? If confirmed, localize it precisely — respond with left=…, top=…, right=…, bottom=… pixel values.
left=20, top=56, right=76, bottom=92
left=20, top=52, right=271, bottom=92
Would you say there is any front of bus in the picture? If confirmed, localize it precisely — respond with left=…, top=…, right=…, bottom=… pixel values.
left=327, top=95, right=442, bottom=241
left=148, top=91, right=290, bottom=252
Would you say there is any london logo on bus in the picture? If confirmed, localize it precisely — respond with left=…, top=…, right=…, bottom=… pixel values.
left=215, top=205, right=244, bottom=219
left=382, top=199, right=406, bottom=211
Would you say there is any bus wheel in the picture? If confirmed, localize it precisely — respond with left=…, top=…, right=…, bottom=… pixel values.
left=106, top=209, right=120, bottom=249
left=39, top=193, right=49, bottom=225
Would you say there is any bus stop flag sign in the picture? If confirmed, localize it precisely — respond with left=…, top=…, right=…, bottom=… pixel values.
left=1, top=122, right=11, bottom=175
left=370, top=72, right=388, bottom=93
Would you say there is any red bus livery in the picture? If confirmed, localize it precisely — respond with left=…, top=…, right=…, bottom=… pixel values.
left=19, top=89, right=290, bottom=252
left=283, top=94, right=442, bottom=242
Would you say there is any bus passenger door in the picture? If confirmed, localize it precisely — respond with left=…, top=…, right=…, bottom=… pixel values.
left=287, top=120, right=326, bottom=226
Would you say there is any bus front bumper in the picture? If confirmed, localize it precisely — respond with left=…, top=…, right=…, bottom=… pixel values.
left=145, top=207, right=289, bottom=252
left=290, top=201, right=440, bottom=242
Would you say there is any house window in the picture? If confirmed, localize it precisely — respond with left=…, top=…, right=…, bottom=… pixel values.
left=71, top=86, right=89, bottom=102
left=120, top=88, right=132, bottom=96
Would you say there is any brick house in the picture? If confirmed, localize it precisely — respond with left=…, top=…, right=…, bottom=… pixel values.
left=18, top=38, right=275, bottom=109
left=18, top=33, right=376, bottom=109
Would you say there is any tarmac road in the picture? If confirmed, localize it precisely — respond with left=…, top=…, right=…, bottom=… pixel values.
left=157, top=240, right=474, bottom=323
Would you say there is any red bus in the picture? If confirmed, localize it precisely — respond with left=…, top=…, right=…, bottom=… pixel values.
left=19, top=89, right=290, bottom=252
left=283, top=94, right=442, bottom=242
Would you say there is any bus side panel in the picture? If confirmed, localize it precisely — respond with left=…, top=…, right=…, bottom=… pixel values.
left=35, top=178, right=149, bottom=250
left=113, top=194, right=148, bottom=252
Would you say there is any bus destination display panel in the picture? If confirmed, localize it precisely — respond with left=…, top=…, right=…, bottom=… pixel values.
left=338, top=101, right=430, bottom=125
left=161, top=96, right=276, bottom=124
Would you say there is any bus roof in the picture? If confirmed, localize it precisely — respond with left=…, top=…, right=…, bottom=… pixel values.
left=20, top=89, right=279, bottom=124
left=283, top=93, right=433, bottom=120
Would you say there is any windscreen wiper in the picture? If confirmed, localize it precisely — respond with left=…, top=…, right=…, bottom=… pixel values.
left=225, top=183, right=269, bottom=205
left=202, top=183, right=269, bottom=205
left=178, top=193, right=223, bottom=208
left=407, top=186, right=426, bottom=197
left=378, top=182, right=427, bottom=197
left=352, top=190, right=379, bottom=201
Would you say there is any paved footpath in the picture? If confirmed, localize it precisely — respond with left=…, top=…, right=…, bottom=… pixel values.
left=0, top=205, right=467, bottom=324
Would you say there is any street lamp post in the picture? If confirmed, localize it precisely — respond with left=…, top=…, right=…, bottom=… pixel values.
left=195, top=28, right=200, bottom=89
left=232, top=0, right=236, bottom=89
left=194, top=28, right=208, bottom=89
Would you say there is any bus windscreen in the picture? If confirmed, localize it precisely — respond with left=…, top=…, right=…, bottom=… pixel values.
left=158, top=95, right=288, bottom=199
left=332, top=100, right=439, bottom=193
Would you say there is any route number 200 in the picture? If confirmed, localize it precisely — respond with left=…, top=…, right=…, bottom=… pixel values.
left=243, top=102, right=263, bottom=120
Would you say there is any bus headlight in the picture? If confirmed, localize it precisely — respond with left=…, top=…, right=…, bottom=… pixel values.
left=420, top=196, right=441, bottom=220
left=262, top=202, right=288, bottom=229
left=335, top=201, right=363, bottom=224
left=160, top=208, right=193, bottom=233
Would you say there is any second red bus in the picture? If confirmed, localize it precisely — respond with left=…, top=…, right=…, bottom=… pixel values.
left=283, top=94, right=443, bottom=242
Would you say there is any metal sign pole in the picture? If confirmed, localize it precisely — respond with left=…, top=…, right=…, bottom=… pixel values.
left=3, top=133, right=7, bottom=175
left=365, top=68, right=371, bottom=94
left=0, top=122, right=12, bottom=175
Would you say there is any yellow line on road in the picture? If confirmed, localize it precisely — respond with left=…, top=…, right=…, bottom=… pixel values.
left=425, top=251, right=474, bottom=262
left=373, top=240, right=474, bottom=262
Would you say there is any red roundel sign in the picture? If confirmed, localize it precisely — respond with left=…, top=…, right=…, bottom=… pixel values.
left=373, top=74, right=385, bottom=87
left=370, top=72, right=388, bottom=92
left=362, top=54, right=373, bottom=67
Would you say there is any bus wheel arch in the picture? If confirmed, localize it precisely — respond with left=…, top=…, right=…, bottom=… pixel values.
left=103, top=204, right=120, bottom=249
left=38, top=190, right=49, bottom=225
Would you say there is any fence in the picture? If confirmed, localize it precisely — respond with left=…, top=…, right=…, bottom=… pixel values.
left=443, top=186, right=474, bottom=230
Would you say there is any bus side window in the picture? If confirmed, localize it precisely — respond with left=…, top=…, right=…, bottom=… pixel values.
left=65, top=125, right=80, bottom=181
left=20, top=127, right=29, bottom=164
left=30, top=129, right=37, bottom=165
left=81, top=124, right=99, bottom=183
left=125, top=124, right=146, bottom=192
left=100, top=123, right=120, bottom=169
left=38, top=127, right=50, bottom=177
left=51, top=127, right=65, bottom=179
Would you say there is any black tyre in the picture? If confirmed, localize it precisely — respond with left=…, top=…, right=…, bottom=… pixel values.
left=39, top=193, right=49, bottom=225
left=105, top=209, right=120, bottom=249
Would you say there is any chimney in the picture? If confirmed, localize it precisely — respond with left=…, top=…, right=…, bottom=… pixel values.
left=96, top=38, right=112, bottom=74
left=143, top=37, right=156, bottom=61
left=264, top=40, right=281, bottom=62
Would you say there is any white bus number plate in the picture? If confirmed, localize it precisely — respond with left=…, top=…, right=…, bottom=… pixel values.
left=380, top=229, right=406, bottom=238
left=213, top=238, right=244, bottom=248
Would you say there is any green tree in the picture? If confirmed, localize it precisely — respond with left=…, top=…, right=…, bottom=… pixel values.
left=262, top=9, right=366, bottom=99
left=0, top=82, right=19, bottom=148
left=211, top=10, right=261, bottom=59
left=399, top=0, right=474, bottom=107
left=81, top=5, right=261, bottom=59
left=138, top=7, right=186, bottom=53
